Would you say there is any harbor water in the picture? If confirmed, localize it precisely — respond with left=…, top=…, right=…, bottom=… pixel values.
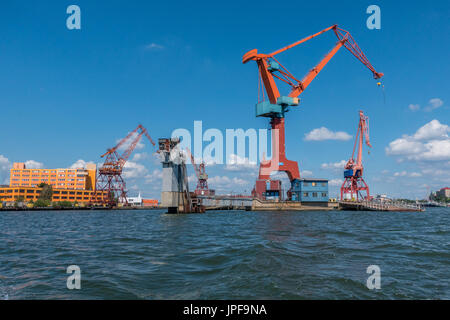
left=0, top=208, right=449, bottom=299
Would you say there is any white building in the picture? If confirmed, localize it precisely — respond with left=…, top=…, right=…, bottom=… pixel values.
left=125, top=192, right=142, bottom=206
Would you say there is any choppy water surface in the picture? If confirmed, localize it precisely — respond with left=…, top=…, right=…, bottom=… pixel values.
left=0, top=208, right=449, bottom=299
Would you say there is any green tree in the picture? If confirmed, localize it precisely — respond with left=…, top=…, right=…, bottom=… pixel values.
left=14, top=196, right=25, bottom=208
left=38, top=183, right=53, bottom=201
left=34, top=199, right=51, bottom=208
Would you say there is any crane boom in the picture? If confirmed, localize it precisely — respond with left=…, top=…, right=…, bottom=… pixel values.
left=243, top=25, right=384, bottom=103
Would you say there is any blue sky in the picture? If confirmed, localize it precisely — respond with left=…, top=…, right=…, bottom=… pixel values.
left=0, top=0, right=449, bottom=199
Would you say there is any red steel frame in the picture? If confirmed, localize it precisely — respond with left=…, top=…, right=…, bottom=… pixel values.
left=186, top=148, right=211, bottom=195
left=340, top=111, right=372, bottom=201
left=243, top=25, right=383, bottom=198
left=94, top=125, right=155, bottom=207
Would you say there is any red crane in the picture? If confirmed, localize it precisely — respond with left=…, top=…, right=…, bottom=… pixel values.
left=185, top=148, right=213, bottom=196
left=341, top=111, right=372, bottom=201
left=243, top=25, right=383, bottom=199
left=94, top=124, right=155, bottom=207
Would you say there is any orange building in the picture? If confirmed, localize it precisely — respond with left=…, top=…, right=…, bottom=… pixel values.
left=0, top=162, right=107, bottom=204
left=142, top=199, right=159, bottom=207
left=0, top=186, right=107, bottom=203
left=9, top=162, right=96, bottom=190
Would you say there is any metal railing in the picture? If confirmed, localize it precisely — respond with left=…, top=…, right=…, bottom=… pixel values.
left=359, top=199, right=423, bottom=211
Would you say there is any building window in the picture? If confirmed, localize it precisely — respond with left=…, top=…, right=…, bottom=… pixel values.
left=321, top=183, right=327, bottom=187
left=322, top=193, right=327, bottom=197
left=303, top=192, right=308, bottom=197
left=312, top=192, right=318, bottom=197
left=312, top=182, right=316, bottom=187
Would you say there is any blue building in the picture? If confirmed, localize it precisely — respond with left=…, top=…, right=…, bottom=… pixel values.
left=290, top=179, right=329, bottom=203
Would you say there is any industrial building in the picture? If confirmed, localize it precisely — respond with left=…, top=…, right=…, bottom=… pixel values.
left=290, top=179, right=329, bottom=203
left=0, top=187, right=106, bottom=203
left=122, top=193, right=159, bottom=207
left=0, top=162, right=106, bottom=204
left=436, top=187, right=450, bottom=199
left=9, top=162, right=97, bottom=190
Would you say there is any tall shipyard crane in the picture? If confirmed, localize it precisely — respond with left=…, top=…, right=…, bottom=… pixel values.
left=341, top=111, right=372, bottom=201
left=243, top=25, right=383, bottom=199
left=95, top=124, right=155, bottom=207
left=186, top=148, right=213, bottom=196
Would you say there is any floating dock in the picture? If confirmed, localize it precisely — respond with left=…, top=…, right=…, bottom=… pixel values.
left=338, top=200, right=424, bottom=212
left=251, top=199, right=338, bottom=211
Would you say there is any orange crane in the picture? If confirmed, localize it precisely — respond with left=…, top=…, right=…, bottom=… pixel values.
left=94, top=124, right=155, bottom=207
left=243, top=24, right=383, bottom=199
left=185, top=148, right=213, bottom=196
left=341, top=111, right=372, bottom=201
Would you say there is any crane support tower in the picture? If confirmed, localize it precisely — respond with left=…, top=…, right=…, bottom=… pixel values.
left=158, top=138, right=204, bottom=213
left=341, top=111, right=372, bottom=201
left=95, top=124, right=155, bottom=207
left=243, top=25, right=383, bottom=200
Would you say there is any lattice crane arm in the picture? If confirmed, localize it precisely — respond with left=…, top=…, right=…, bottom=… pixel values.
left=348, top=111, right=371, bottom=169
left=243, top=25, right=384, bottom=103
left=185, top=147, right=201, bottom=179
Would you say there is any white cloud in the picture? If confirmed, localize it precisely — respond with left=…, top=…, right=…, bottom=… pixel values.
left=413, top=119, right=449, bottom=140
left=409, top=172, right=422, bottom=177
left=393, top=171, right=421, bottom=177
left=304, top=127, right=352, bottom=141
left=408, top=104, right=420, bottom=111
left=328, top=179, right=343, bottom=186
left=301, top=170, right=313, bottom=177
left=208, top=175, right=248, bottom=186
left=321, top=160, right=347, bottom=170
left=424, top=98, right=444, bottom=112
left=70, top=159, right=95, bottom=169
left=144, top=169, right=163, bottom=184
left=24, top=160, right=44, bottom=169
left=386, top=119, right=450, bottom=161
left=132, top=152, right=148, bottom=162
left=123, top=161, right=148, bottom=179
left=144, top=43, right=165, bottom=51
left=0, top=155, right=12, bottom=184
left=225, top=154, right=257, bottom=171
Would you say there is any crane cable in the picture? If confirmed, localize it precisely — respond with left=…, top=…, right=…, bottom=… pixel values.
left=377, top=81, right=386, bottom=105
